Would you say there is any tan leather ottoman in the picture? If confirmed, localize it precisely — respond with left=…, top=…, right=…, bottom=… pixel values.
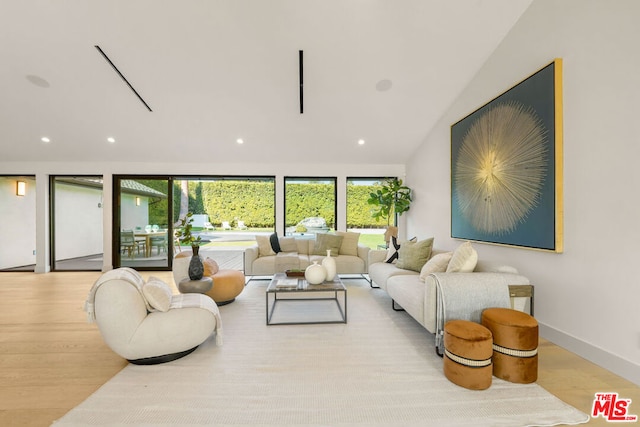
left=443, top=320, right=493, bottom=390
left=205, top=269, right=245, bottom=305
left=481, top=307, right=538, bottom=384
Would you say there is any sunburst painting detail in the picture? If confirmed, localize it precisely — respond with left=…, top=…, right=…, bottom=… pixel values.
left=454, top=101, right=548, bottom=235
left=451, top=60, right=563, bottom=252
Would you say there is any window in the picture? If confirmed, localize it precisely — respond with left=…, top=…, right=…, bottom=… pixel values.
left=346, top=178, right=387, bottom=249
left=183, top=177, right=275, bottom=233
left=284, top=177, right=336, bottom=236
left=114, top=175, right=275, bottom=271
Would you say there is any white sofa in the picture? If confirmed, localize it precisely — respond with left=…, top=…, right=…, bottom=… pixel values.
left=244, top=234, right=370, bottom=277
left=368, top=247, right=531, bottom=338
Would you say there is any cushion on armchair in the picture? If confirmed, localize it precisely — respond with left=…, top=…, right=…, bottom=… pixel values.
left=142, top=277, right=173, bottom=312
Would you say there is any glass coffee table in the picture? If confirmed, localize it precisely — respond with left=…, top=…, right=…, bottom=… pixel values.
left=266, top=273, right=347, bottom=325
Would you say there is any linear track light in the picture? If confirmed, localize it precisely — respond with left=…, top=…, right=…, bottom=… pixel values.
left=95, top=45, right=153, bottom=112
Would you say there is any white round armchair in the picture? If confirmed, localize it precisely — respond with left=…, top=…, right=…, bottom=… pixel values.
left=85, top=268, right=222, bottom=365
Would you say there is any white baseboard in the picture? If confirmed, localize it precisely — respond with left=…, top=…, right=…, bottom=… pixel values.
left=539, top=322, right=640, bottom=387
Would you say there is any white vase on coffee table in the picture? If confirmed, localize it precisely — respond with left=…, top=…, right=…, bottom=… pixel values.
left=322, top=249, right=337, bottom=281
left=305, top=261, right=326, bottom=285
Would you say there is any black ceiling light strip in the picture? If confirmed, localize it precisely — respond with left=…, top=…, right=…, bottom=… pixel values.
left=95, top=45, right=153, bottom=112
left=299, top=50, right=304, bottom=114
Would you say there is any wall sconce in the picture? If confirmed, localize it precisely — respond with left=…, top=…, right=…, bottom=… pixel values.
left=135, top=197, right=141, bottom=206
left=16, top=181, right=26, bottom=196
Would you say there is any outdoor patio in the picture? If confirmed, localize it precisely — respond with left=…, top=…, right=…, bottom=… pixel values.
left=37, top=229, right=385, bottom=272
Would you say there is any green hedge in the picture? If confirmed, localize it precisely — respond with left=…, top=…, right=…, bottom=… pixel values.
left=347, top=183, right=387, bottom=228
left=285, top=183, right=335, bottom=227
left=145, top=179, right=389, bottom=229
left=202, top=181, right=275, bottom=228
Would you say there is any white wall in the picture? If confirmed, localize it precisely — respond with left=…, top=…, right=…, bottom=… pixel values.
left=405, top=0, right=640, bottom=384
left=54, top=183, right=103, bottom=260
left=120, top=195, right=150, bottom=231
left=0, top=177, right=36, bottom=269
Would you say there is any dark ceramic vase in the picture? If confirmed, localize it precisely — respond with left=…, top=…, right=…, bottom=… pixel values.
left=188, top=245, right=204, bottom=280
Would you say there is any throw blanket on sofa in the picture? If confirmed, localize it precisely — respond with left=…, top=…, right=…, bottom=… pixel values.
left=431, top=272, right=511, bottom=355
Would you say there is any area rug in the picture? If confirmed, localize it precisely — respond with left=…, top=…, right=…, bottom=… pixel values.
left=53, top=278, right=589, bottom=426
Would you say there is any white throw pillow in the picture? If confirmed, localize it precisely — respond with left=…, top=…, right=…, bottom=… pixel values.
left=143, top=277, right=173, bottom=312
left=419, top=252, right=453, bottom=281
left=255, top=235, right=275, bottom=257
left=495, top=265, right=518, bottom=274
left=446, top=241, right=478, bottom=273
left=336, top=231, right=360, bottom=256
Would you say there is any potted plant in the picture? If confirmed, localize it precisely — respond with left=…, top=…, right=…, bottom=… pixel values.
left=367, top=178, right=412, bottom=243
left=175, top=212, right=203, bottom=252
left=175, top=212, right=204, bottom=280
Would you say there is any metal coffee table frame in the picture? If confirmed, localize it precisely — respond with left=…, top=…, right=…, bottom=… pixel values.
left=266, top=273, right=347, bottom=325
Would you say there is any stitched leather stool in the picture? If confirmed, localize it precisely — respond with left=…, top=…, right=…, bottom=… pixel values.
left=206, top=269, right=245, bottom=305
left=443, top=320, right=493, bottom=390
left=481, top=307, right=538, bottom=384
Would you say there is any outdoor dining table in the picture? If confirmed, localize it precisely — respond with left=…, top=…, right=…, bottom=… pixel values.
left=134, top=230, right=168, bottom=257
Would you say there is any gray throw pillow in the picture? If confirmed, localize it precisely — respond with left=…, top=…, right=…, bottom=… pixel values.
left=312, top=233, right=343, bottom=256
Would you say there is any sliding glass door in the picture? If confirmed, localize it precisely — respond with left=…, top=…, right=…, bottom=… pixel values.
left=51, top=176, right=103, bottom=271
left=115, top=177, right=172, bottom=270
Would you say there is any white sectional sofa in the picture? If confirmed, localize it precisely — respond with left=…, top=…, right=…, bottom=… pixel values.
left=244, top=232, right=370, bottom=277
left=368, top=242, right=531, bottom=342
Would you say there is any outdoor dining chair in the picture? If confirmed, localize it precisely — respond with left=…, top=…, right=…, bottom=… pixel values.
left=149, top=234, right=168, bottom=256
left=120, top=230, right=140, bottom=258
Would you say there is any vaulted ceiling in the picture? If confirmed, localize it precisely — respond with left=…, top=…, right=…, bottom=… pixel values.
left=0, top=0, right=532, bottom=165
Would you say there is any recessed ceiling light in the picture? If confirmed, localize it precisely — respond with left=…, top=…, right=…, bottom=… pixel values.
left=41, top=137, right=50, bottom=143
left=107, top=137, right=115, bottom=143
left=236, top=138, right=244, bottom=144
left=358, top=139, right=365, bottom=145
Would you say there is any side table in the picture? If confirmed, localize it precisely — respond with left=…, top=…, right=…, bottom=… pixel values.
left=179, top=277, right=213, bottom=294
left=508, top=284, right=534, bottom=315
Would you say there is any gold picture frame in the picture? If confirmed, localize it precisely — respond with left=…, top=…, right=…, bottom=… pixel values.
left=451, top=59, right=563, bottom=252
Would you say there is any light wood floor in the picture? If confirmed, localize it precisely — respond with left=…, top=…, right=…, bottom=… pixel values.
left=1, top=271, right=638, bottom=427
